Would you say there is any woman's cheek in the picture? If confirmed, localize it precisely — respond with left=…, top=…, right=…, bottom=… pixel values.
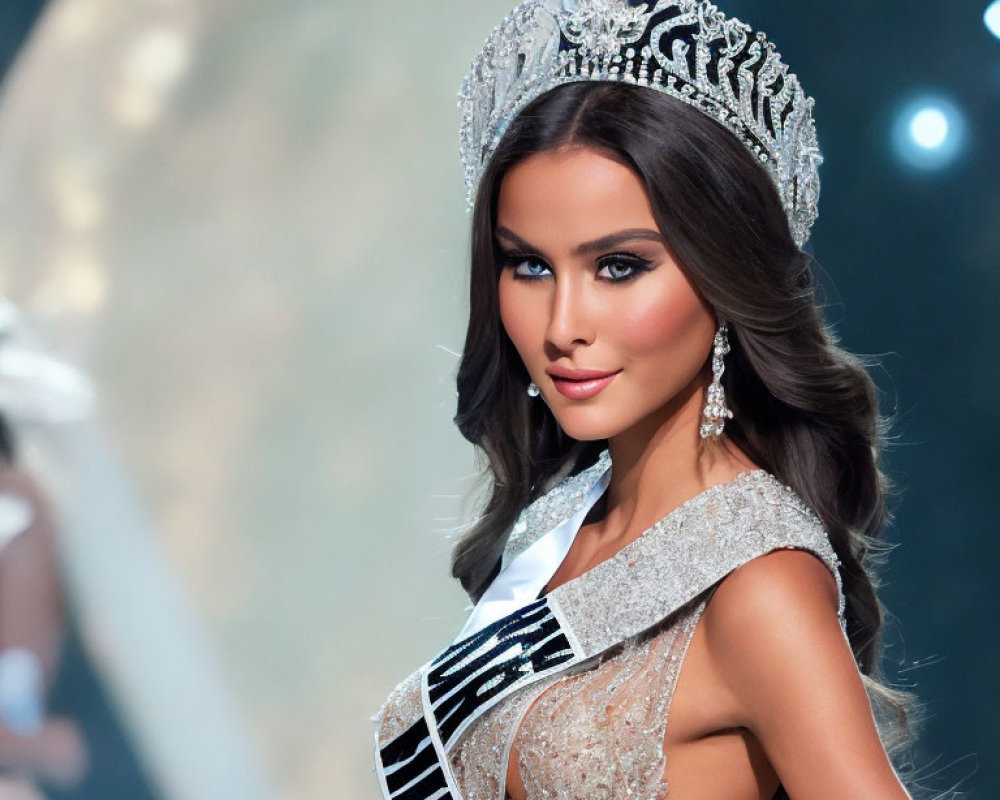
left=498, top=282, right=537, bottom=359
left=615, top=284, right=709, bottom=359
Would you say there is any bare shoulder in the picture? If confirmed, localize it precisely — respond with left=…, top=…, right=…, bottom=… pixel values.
left=700, top=548, right=847, bottom=727
left=695, top=550, right=911, bottom=797
left=705, top=548, right=840, bottom=628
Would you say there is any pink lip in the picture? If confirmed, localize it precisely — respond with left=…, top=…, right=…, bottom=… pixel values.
left=550, top=370, right=621, bottom=400
left=546, top=366, right=619, bottom=380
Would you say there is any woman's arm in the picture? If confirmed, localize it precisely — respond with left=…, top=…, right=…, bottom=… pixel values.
left=0, top=470, right=65, bottom=685
left=704, top=548, right=911, bottom=800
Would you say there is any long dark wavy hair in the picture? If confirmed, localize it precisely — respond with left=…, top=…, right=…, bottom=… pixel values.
left=449, top=81, right=956, bottom=798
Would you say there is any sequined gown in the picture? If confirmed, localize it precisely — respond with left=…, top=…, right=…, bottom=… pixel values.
left=372, top=458, right=846, bottom=800
left=449, top=594, right=709, bottom=800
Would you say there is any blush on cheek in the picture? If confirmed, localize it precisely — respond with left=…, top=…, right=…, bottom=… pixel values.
left=618, top=283, right=712, bottom=357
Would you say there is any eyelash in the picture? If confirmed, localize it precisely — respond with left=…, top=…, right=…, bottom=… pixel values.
left=499, top=252, right=653, bottom=284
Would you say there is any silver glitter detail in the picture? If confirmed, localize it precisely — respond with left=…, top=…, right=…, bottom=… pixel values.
left=457, top=0, right=823, bottom=248
left=547, top=467, right=846, bottom=657
left=450, top=598, right=707, bottom=800
left=700, top=323, right=734, bottom=438
left=374, top=665, right=425, bottom=748
left=448, top=668, right=568, bottom=799
left=518, top=600, right=704, bottom=800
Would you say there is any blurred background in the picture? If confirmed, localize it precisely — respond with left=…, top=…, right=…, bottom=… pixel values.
left=0, top=0, right=993, bottom=798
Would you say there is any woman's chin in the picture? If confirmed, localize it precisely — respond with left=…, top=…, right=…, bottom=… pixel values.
left=549, top=412, right=622, bottom=443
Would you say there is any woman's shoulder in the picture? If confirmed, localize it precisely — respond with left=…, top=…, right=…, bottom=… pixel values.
left=697, top=547, right=862, bottom=740
left=704, top=547, right=842, bottom=637
left=684, top=469, right=847, bottom=630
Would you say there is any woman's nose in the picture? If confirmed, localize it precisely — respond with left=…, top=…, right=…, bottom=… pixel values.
left=545, top=272, right=594, bottom=351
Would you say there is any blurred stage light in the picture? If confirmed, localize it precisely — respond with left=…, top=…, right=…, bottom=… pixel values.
left=891, top=95, right=967, bottom=171
left=986, top=1, right=1000, bottom=40
left=910, top=108, right=948, bottom=149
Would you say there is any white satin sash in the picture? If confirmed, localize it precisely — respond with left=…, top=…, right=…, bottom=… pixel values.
left=449, top=459, right=613, bottom=644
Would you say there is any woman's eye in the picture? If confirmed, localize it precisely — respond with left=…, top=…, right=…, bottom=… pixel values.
left=503, top=255, right=551, bottom=281
left=597, top=256, right=652, bottom=283
left=501, top=253, right=652, bottom=283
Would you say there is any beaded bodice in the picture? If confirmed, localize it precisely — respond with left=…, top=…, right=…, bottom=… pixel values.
left=449, top=596, right=709, bottom=800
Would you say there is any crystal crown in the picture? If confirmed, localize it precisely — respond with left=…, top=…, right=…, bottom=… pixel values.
left=458, top=0, right=823, bottom=248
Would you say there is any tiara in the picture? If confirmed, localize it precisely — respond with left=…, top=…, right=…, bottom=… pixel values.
left=457, top=0, right=823, bottom=248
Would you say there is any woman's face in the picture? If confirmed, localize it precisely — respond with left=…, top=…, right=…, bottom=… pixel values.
left=496, top=145, right=718, bottom=443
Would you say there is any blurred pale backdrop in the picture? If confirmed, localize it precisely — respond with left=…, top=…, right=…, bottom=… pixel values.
left=0, top=0, right=525, bottom=797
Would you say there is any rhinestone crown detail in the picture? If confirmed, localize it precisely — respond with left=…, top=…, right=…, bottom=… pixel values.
left=457, top=0, right=823, bottom=248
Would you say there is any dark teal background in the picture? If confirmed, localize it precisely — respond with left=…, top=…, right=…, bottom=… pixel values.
left=721, top=2, right=997, bottom=797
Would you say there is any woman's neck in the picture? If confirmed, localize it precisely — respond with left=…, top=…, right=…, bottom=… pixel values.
left=594, top=377, right=759, bottom=548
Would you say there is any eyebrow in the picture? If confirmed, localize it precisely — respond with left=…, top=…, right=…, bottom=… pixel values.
left=494, top=226, right=666, bottom=258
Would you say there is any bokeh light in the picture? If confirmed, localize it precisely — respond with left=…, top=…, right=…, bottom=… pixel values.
left=985, top=0, right=1000, bottom=40
left=891, top=95, right=967, bottom=171
left=910, top=107, right=949, bottom=149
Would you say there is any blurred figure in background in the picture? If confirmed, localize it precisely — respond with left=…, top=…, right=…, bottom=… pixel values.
left=0, top=412, right=87, bottom=795
left=0, top=296, right=157, bottom=800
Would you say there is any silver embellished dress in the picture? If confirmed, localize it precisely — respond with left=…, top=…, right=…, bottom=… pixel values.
left=372, top=452, right=846, bottom=800
left=449, top=596, right=708, bottom=799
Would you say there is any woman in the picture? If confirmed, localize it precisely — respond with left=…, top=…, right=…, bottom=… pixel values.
left=372, top=2, right=937, bottom=798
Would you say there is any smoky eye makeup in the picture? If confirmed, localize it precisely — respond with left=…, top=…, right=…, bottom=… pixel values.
left=595, top=252, right=654, bottom=282
left=497, top=249, right=654, bottom=283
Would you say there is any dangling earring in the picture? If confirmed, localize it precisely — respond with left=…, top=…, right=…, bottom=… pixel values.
left=700, top=323, right=734, bottom=439
left=527, top=381, right=540, bottom=397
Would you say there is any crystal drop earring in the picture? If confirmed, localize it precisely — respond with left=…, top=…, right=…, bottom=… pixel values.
left=700, top=323, right=734, bottom=439
left=527, top=381, right=540, bottom=397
